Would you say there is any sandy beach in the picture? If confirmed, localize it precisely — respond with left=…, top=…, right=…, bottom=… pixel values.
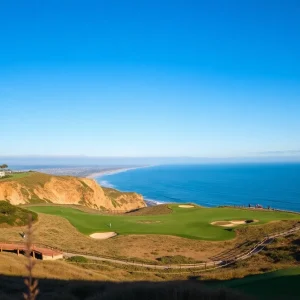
left=87, top=165, right=152, bottom=179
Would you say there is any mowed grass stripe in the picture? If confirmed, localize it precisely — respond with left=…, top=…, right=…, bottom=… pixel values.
left=28, top=205, right=300, bottom=241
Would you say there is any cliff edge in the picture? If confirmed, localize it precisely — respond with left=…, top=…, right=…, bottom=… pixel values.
left=0, top=172, right=145, bottom=212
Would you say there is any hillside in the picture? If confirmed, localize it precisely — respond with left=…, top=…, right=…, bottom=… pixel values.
left=0, top=172, right=145, bottom=212
left=0, top=201, right=37, bottom=226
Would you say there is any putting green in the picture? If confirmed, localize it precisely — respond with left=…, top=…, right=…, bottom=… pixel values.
left=28, top=205, right=300, bottom=241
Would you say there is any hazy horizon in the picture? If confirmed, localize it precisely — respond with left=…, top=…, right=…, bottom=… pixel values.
left=2, top=155, right=300, bottom=167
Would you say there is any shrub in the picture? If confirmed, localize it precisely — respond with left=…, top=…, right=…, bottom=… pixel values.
left=0, top=201, right=17, bottom=215
left=245, top=220, right=254, bottom=224
left=0, top=201, right=37, bottom=226
left=67, top=256, right=89, bottom=263
left=156, top=255, right=199, bottom=264
left=266, top=250, right=293, bottom=263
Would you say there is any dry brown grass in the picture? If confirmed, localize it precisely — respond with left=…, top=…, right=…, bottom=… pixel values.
left=0, top=252, right=168, bottom=282
left=0, top=213, right=298, bottom=263
left=0, top=213, right=236, bottom=262
left=1, top=229, right=300, bottom=291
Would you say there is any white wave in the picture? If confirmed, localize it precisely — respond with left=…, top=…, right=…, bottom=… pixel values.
left=99, top=180, right=115, bottom=188
left=144, top=198, right=169, bottom=206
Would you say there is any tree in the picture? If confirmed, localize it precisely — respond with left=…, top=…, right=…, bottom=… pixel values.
left=0, top=164, right=8, bottom=169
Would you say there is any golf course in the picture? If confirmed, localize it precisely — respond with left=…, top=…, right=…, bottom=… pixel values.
left=28, top=204, right=300, bottom=241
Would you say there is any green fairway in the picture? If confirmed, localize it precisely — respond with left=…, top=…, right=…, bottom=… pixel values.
left=28, top=205, right=300, bottom=240
left=210, top=267, right=300, bottom=299
left=0, top=172, right=30, bottom=180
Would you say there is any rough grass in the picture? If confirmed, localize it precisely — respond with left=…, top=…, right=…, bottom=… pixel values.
left=1, top=212, right=299, bottom=264
left=1, top=230, right=300, bottom=299
left=209, top=267, right=300, bottom=299
left=0, top=172, right=31, bottom=181
left=28, top=205, right=300, bottom=240
left=0, top=172, right=52, bottom=186
left=156, top=255, right=201, bottom=264
left=0, top=213, right=231, bottom=262
left=127, top=204, right=172, bottom=216
left=0, top=201, right=37, bottom=226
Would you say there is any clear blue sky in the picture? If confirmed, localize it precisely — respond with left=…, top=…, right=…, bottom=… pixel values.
left=1, top=1, right=300, bottom=159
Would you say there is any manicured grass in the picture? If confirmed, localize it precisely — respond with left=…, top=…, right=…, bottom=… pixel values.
left=28, top=205, right=300, bottom=241
left=210, top=267, right=300, bottom=299
left=0, top=172, right=31, bottom=180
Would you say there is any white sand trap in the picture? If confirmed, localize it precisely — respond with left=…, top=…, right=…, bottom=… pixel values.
left=178, top=205, right=194, bottom=208
left=211, top=220, right=258, bottom=227
left=89, top=232, right=117, bottom=239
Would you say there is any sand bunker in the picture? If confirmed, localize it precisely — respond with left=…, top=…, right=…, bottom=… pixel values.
left=89, top=232, right=117, bottom=239
left=178, top=205, right=194, bottom=208
left=211, top=220, right=258, bottom=227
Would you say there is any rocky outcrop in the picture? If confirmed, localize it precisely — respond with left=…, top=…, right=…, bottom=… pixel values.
left=0, top=173, right=145, bottom=212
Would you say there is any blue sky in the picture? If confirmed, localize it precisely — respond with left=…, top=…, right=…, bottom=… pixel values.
left=1, top=1, right=300, bottom=159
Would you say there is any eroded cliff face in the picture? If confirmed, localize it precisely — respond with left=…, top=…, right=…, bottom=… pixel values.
left=0, top=173, right=145, bottom=212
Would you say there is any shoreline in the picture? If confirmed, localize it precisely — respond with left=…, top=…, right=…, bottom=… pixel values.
left=87, top=165, right=155, bottom=179
left=87, top=166, right=145, bottom=179
left=144, top=198, right=168, bottom=207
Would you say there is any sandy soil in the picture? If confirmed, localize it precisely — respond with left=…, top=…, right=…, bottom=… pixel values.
left=178, top=205, right=194, bottom=208
left=89, top=232, right=117, bottom=239
left=211, top=220, right=258, bottom=227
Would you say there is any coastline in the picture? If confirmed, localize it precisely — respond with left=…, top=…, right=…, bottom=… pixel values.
left=87, top=165, right=155, bottom=179
left=144, top=198, right=168, bottom=207
left=87, top=166, right=145, bottom=179
left=89, top=165, right=165, bottom=207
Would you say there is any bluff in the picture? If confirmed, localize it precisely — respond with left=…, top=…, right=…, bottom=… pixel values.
left=0, top=172, right=145, bottom=212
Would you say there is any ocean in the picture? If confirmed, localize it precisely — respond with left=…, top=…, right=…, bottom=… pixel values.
left=96, top=164, right=300, bottom=212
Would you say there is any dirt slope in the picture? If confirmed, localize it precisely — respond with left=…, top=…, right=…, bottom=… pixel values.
left=0, top=172, right=145, bottom=212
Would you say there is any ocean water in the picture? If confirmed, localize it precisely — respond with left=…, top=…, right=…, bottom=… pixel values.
left=96, top=164, right=300, bottom=212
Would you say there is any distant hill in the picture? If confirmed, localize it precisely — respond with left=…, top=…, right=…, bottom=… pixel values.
left=0, top=172, right=145, bottom=212
left=0, top=201, right=37, bottom=226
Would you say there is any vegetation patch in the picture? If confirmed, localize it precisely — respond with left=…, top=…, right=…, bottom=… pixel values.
left=127, top=204, right=172, bottom=216
left=156, top=255, right=200, bottom=264
left=0, top=172, right=31, bottom=181
left=0, top=201, right=38, bottom=226
left=67, top=256, right=89, bottom=263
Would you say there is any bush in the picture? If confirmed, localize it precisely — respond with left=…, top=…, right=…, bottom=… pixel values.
left=266, top=250, right=293, bottom=263
left=67, top=256, right=89, bottom=263
left=0, top=201, right=37, bottom=226
left=0, top=201, right=17, bottom=215
left=156, top=255, right=200, bottom=264
left=245, top=220, right=254, bottom=224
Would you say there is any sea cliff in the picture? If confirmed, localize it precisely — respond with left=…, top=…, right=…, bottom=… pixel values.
left=0, top=172, right=145, bottom=212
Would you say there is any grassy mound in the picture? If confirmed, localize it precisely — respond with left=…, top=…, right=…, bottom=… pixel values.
left=0, top=201, right=38, bottom=226
left=28, top=204, right=300, bottom=241
left=67, top=256, right=89, bottom=263
left=127, top=204, right=172, bottom=215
